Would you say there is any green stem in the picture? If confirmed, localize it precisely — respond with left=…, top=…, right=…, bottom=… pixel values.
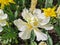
left=25, top=40, right=28, bottom=45
left=45, top=0, right=53, bottom=8
left=22, top=0, right=25, bottom=8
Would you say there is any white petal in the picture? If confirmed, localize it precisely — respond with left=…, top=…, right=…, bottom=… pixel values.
left=33, top=9, right=41, bottom=14
left=14, top=19, right=27, bottom=31
left=0, top=20, right=6, bottom=26
left=34, top=30, right=48, bottom=41
left=22, top=8, right=33, bottom=22
left=0, top=9, right=8, bottom=20
left=33, top=9, right=45, bottom=19
left=19, top=30, right=31, bottom=40
left=42, top=24, right=53, bottom=30
left=38, top=13, right=46, bottom=19
left=0, top=14, right=8, bottom=20
left=40, top=17, right=50, bottom=25
left=33, top=9, right=50, bottom=25
left=56, top=5, right=60, bottom=19
left=0, top=26, right=3, bottom=32
left=56, top=5, right=60, bottom=15
left=0, top=9, right=4, bottom=14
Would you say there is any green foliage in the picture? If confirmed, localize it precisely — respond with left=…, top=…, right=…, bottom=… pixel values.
left=55, top=42, right=60, bottom=45
left=46, top=32, right=53, bottom=45
left=0, top=0, right=60, bottom=45
left=45, top=0, right=53, bottom=8
left=30, top=30, right=35, bottom=41
left=54, top=25, right=60, bottom=36
left=54, top=19, right=60, bottom=36
left=38, top=0, right=45, bottom=8
left=57, top=0, right=60, bottom=5
left=30, top=30, right=37, bottom=45
left=30, top=41, right=37, bottom=45
left=0, top=26, right=18, bottom=45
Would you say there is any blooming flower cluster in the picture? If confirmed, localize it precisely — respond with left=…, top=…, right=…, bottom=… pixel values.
left=0, top=0, right=60, bottom=45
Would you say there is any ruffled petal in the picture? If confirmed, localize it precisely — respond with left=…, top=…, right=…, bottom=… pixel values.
left=33, top=9, right=50, bottom=25
left=33, top=9, right=41, bottom=14
left=14, top=19, right=27, bottom=31
left=41, top=24, right=53, bottom=30
left=39, top=17, right=50, bottom=25
left=0, top=14, right=8, bottom=20
left=34, top=30, right=48, bottom=41
left=22, top=8, right=33, bottom=22
left=0, top=9, right=7, bottom=20
left=19, top=30, right=31, bottom=40
left=0, top=20, right=6, bottom=26
left=33, top=9, right=45, bottom=19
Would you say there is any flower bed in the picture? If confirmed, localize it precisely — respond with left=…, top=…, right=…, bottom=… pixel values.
left=0, top=0, right=60, bottom=45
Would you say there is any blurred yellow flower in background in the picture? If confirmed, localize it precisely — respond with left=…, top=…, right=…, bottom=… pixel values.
left=43, top=7, right=56, bottom=17
left=0, top=0, right=15, bottom=9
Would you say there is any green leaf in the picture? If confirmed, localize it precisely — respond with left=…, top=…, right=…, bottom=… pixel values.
left=54, top=25, right=60, bottom=36
left=57, top=0, right=60, bottom=5
left=6, top=10, right=15, bottom=22
left=47, top=32, right=53, bottom=45
left=56, top=42, right=60, bottom=45
left=30, top=41, right=37, bottom=45
left=30, top=30, right=35, bottom=41
left=38, top=0, right=45, bottom=8
left=14, top=10, right=18, bottom=18
left=45, top=0, right=53, bottom=8
left=15, top=39, right=18, bottom=44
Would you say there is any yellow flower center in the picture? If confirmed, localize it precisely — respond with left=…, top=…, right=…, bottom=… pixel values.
left=26, top=17, right=38, bottom=30
left=43, top=7, right=56, bottom=17
left=26, top=23, right=33, bottom=29
left=33, top=21, right=38, bottom=26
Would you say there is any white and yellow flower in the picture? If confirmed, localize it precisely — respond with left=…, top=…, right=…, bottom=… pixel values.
left=0, top=9, right=8, bottom=32
left=56, top=5, right=60, bottom=18
left=14, top=8, right=53, bottom=41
